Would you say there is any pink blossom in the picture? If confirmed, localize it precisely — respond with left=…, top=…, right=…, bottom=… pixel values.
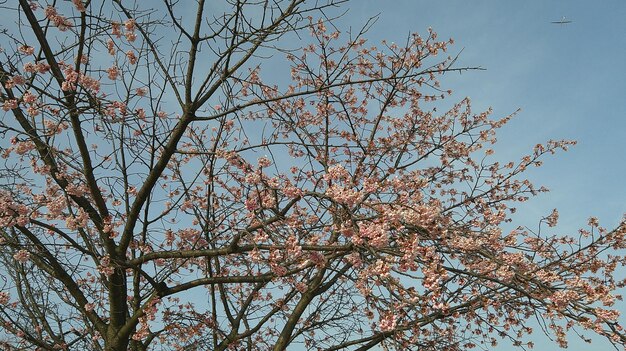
left=44, top=6, right=57, bottom=18
left=2, top=99, right=18, bottom=111
left=271, top=265, right=287, bottom=276
left=324, top=164, right=350, bottom=182
left=26, top=106, right=41, bottom=117
left=23, top=62, right=36, bottom=73
left=378, top=312, right=397, bottom=332
left=22, top=91, right=37, bottom=104
left=111, top=22, right=122, bottom=37
left=285, top=235, right=302, bottom=257
left=36, top=62, right=51, bottom=73
left=124, top=19, right=136, bottom=31
left=44, top=6, right=73, bottom=31
left=126, top=50, right=137, bottom=65
left=316, top=19, right=327, bottom=33
left=18, top=45, right=34, bottom=55
left=125, top=32, right=137, bottom=42
left=106, top=39, right=116, bottom=55
left=97, top=255, right=114, bottom=276
left=46, top=195, right=66, bottom=218
left=283, top=185, right=303, bottom=198
left=79, top=74, right=100, bottom=93
left=362, top=177, right=379, bottom=193
left=77, top=54, right=89, bottom=64
left=0, top=292, right=9, bottom=305
left=14, top=141, right=35, bottom=155
left=5, top=75, right=26, bottom=88
left=244, top=197, right=258, bottom=211
left=248, top=248, right=262, bottom=262
left=13, top=250, right=31, bottom=263
left=594, top=307, right=620, bottom=322
left=107, top=66, right=119, bottom=80
left=257, top=156, right=272, bottom=168
left=132, top=317, right=150, bottom=341
left=545, top=209, right=559, bottom=227
left=112, top=101, right=128, bottom=115
left=307, top=252, right=326, bottom=268
left=345, top=252, right=363, bottom=268
left=136, top=108, right=146, bottom=120
left=72, top=0, right=86, bottom=12
left=371, top=259, right=390, bottom=278
left=244, top=172, right=261, bottom=184
left=61, top=81, right=75, bottom=91
left=65, top=208, right=89, bottom=230
left=295, top=282, right=308, bottom=293
left=354, top=222, right=389, bottom=247
left=44, top=120, right=66, bottom=134
left=325, top=185, right=361, bottom=207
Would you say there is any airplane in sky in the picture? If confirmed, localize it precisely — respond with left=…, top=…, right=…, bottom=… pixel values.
left=551, top=16, right=572, bottom=24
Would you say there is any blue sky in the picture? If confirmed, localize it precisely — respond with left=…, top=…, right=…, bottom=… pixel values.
left=334, top=1, right=626, bottom=349
left=341, top=1, right=626, bottom=227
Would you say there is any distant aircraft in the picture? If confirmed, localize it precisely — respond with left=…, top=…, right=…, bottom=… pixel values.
left=551, top=16, right=572, bottom=24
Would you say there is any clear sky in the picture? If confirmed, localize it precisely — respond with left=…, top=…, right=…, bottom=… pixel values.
left=334, top=1, right=626, bottom=349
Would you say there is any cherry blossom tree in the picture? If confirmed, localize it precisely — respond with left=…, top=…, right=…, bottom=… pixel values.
left=1, top=1, right=625, bottom=350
